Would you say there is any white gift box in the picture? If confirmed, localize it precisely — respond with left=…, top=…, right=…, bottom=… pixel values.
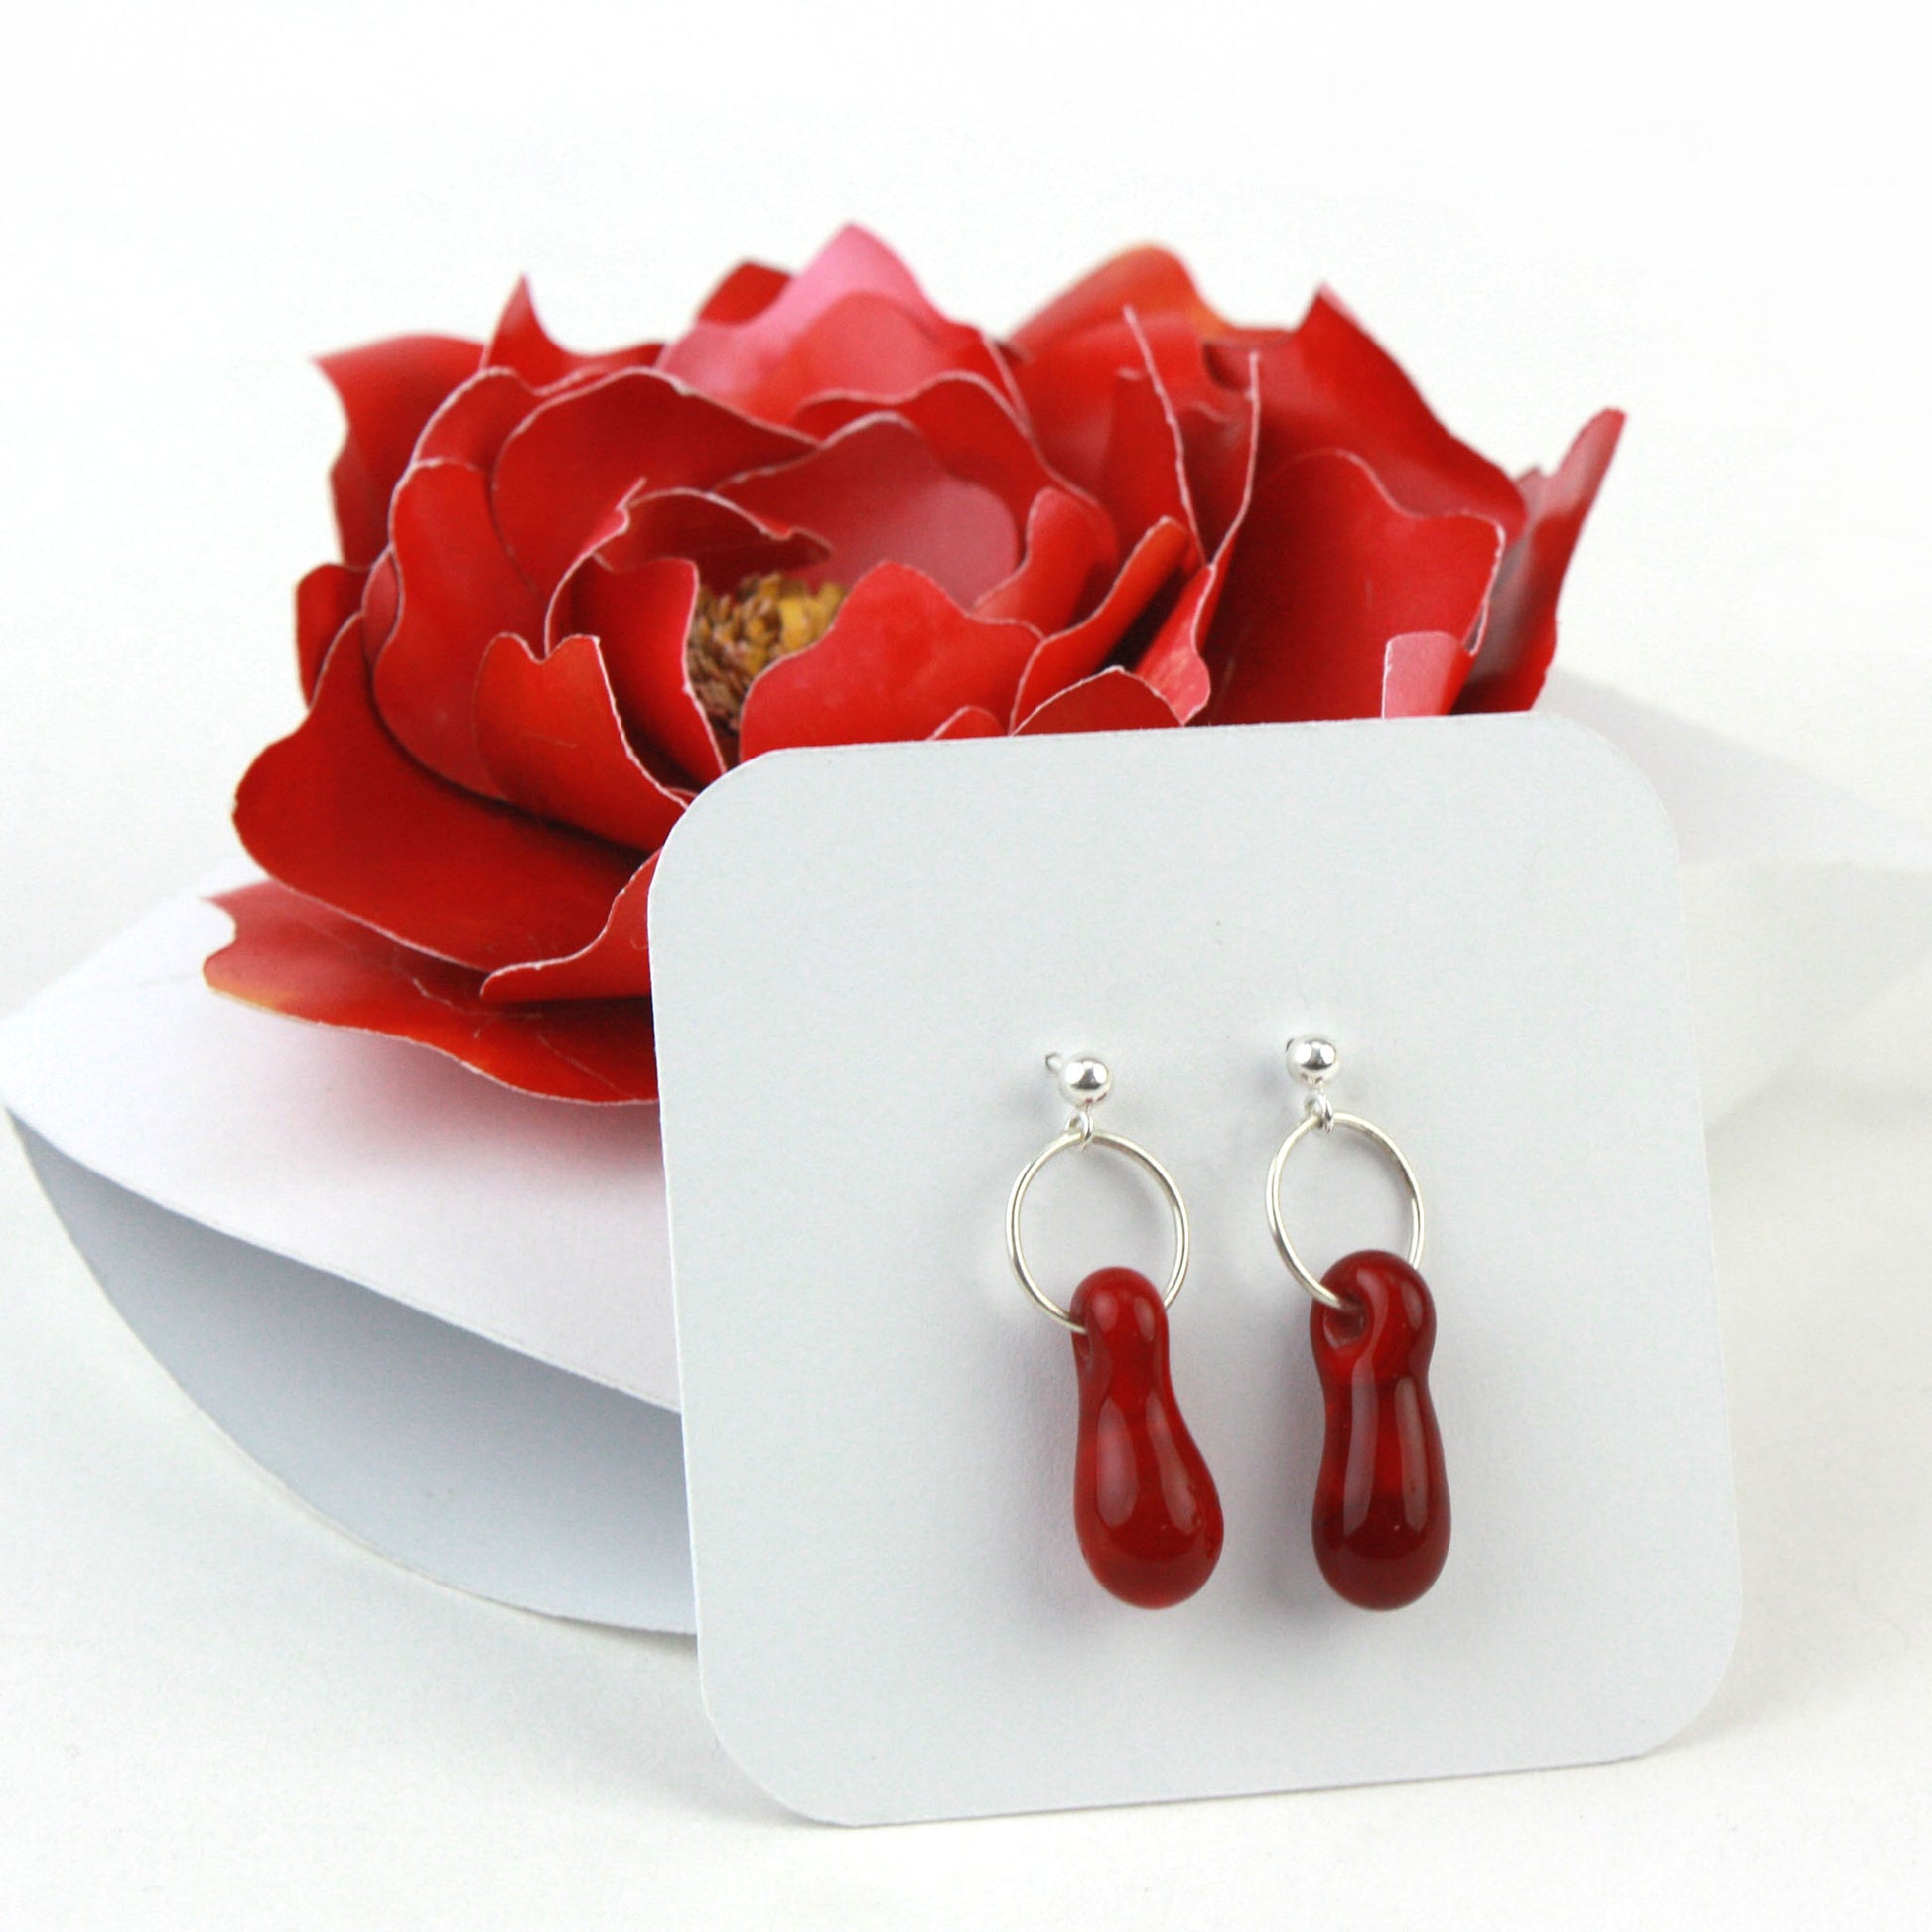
left=3, top=669, right=1929, bottom=1638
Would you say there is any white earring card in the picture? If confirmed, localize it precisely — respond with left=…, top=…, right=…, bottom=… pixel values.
left=649, top=717, right=1739, bottom=1825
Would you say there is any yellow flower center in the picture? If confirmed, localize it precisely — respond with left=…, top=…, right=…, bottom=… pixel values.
left=685, top=573, right=846, bottom=738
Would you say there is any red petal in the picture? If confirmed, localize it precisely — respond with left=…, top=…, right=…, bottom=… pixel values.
left=1459, top=410, right=1625, bottom=713
left=1131, top=357, right=1262, bottom=722
left=572, top=555, right=724, bottom=785
left=1009, top=516, right=1193, bottom=722
left=358, top=551, right=399, bottom=656
left=1384, top=631, right=1476, bottom=716
left=1096, top=347, right=1198, bottom=553
left=975, top=488, right=1118, bottom=630
left=1217, top=293, right=1526, bottom=543
left=792, top=373, right=1106, bottom=549
left=1015, top=669, right=1180, bottom=735
left=207, top=881, right=657, bottom=1104
left=697, top=260, right=790, bottom=325
left=416, top=367, right=541, bottom=470
left=320, top=335, right=482, bottom=568
left=1008, top=327, right=1126, bottom=500
left=481, top=855, right=656, bottom=1004
left=929, top=706, right=1005, bottom=740
left=1125, top=312, right=1232, bottom=425
left=483, top=279, right=660, bottom=389
left=724, top=416, right=1021, bottom=608
left=473, top=631, right=689, bottom=852
left=1133, top=568, right=1220, bottom=721
left=737, top=564, right=1039, bottom=758
left=756, top=294, right=1015, bottom=427
left=1010, top=246, right=1228, bottom=358
left=371, top=461, right=545, bottom=792
left=1205, top=449, right=1503, bottom=724
left=590, top=488, right=827, bottom=593
left=659, top=226, right=1012, bottom=422
left=296, top=563, right=365, bottom=702
left=1019, top=309, right=1209, bottom=556
left=236, top=621, right=640, bottom=973
left=1177, top=382, right=1260, bottom=558
left=490, top=368, right=809, bottom=594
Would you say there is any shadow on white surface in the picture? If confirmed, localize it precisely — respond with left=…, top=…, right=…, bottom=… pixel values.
left=1683, top=1003, right=1932, bottom=1755
left=14, top=1120, right=695, bottom=1633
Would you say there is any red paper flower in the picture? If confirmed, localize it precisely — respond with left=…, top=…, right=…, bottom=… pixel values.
left=208, top=227, right=1621, bottom=1102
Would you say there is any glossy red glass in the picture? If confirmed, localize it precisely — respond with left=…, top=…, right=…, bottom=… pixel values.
left=1067, top=1267, right=1224, bottom=1608
left=1309, top=1249, right=1449, bottom=1609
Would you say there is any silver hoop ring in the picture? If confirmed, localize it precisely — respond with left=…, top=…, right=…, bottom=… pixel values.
left=1266, top=1111, right=1425, bottom=1311
left=1007, top=1128, right=1190, bottom=1332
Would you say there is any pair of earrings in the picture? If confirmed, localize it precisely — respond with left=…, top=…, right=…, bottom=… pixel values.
left=1006, top=1035, right=1449, bottom=1613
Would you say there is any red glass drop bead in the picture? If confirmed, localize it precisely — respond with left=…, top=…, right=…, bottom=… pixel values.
left=1309, top=1249, right=1450, bottom=1610
left=1068, top=1266, right=1224, bottom=1609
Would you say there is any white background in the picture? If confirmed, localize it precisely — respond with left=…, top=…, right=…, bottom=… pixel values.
left=2, top=0, right=1929, bottom=1922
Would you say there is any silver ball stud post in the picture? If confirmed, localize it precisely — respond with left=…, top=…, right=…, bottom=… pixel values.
left=1045, top=1052, right=1112, bottom=1111
left=1286, top=1034, right=1339, bottom=1090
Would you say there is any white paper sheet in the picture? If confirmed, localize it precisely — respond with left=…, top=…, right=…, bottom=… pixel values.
left=14, top=1123, right=694, bottom=1631
left=1541, top=673, right=1932, bottom=1118
left=653, top=714, right=1738, bottom=1821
